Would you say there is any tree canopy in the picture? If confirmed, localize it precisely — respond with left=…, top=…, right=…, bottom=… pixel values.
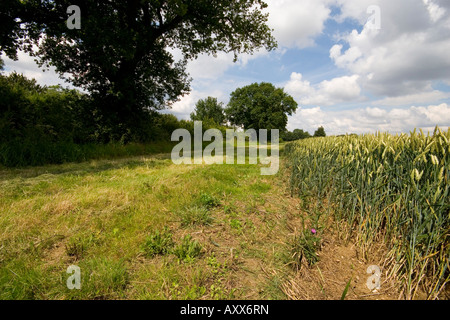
left=314, top=126, right=326, bottom=137
left=190, top=97, right=225, bottom=125
left=1, top=0, right=276, bottom=132
left=225, top=82, right=298, bottom=132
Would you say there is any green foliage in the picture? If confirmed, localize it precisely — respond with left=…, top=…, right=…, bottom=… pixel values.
left=289, top=229, right=321, bottom=269
left=150, top=113, right=186, bottom=141
left=341, top=277, right=352, bottom=300
left=313, top=126, right=326, bottom=137
left=191, top=97, right=226, bottom=125
left=4, top=0, right=276, bottom=129
left=225, top=82, right=298, bottom=133
left=1, top=1, right=280, bottom=166
left=141, top=227, right=175, bottom=258
left=0, top=72, right=102, bottom=166
left=282, top=129, right=311, bottom=141
left=0, top=138, right=176, bottom=168
left=171, top=283, right=207, bottom=300
left=0, top=0, right=27, bottom=60
left=0, top=73, right=87, bottom=143
left=198, top=193, right=220, bottom=208
left=206, top=255, right=226, bottom=274
left=0, top=72, right=203, bottom=167
left=172, top=235, right=203, bottom=262
left=229, top=219, right=243, bottom=232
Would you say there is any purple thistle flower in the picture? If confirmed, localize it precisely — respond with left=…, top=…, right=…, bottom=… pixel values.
left=311, top=228, right=317, bottom=234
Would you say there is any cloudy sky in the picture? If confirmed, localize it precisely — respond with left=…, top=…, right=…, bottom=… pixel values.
left=3, top=0, right=450, bottom=135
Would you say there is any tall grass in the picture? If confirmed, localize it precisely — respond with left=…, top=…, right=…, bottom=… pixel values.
left=285, top=127, right=449, bottom=299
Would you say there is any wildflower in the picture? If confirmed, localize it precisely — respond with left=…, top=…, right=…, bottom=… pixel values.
left=311, top=228, right=317, bottom=234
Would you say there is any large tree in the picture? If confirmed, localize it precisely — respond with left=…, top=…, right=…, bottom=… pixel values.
left=1, top=0, right=276, bottom=131
left=225, top=82, right=298, bottom=132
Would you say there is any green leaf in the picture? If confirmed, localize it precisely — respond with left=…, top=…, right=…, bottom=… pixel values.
left=340, top=277, right=352, bottom=300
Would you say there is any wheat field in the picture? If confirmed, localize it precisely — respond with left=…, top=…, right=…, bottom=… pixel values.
left=285, top=127, right=449, bottom=299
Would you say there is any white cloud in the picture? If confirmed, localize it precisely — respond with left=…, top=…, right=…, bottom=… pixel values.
left=266, top=0, right=331, bottom=49
left=320, top=75, right=361, bottom=101
left=184, top=49, right=271, bottom=81
left=329, top=44, right=362, bottom=70
left=288, top=103, right=450, bottom=135
left=166, top=92, right=199, bottom=119
left=423, top=0, right=446, bottom=22
left=411, top=103, right=450, bottom=124
left=284, top=72, right=362, bottom=106
left=376, top=90, right=450, bottom=106
left=365, top=107, right=387, bottom=118
left=329, top=0, right=450, bottom=100
left=186, top=52, right=236, bottom=80
left=284, top=72, right=314, bottom=97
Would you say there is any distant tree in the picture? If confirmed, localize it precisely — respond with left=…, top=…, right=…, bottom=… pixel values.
left=293, top=129, right=311, bottom=139
left=314, top=126, right=326, bottom=137
left=225, top=82, right=298, bottom=133
left=282, top=128, right=311, bottom=141
left=190, top=97, right=225, bottom=125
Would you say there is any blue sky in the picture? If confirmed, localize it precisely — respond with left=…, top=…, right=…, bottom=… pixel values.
left=4, top=0, right=450, bottom=136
